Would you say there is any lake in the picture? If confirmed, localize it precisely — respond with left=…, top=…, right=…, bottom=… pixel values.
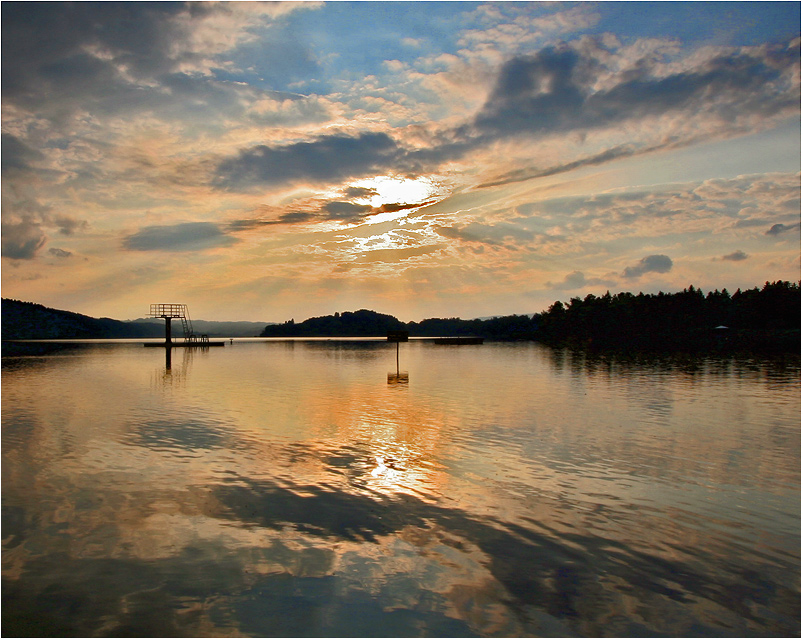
left=2, top=339, right=800, bottom=637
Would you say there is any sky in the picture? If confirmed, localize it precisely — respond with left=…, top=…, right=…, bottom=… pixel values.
left=2, top=1, right=800, bottom=323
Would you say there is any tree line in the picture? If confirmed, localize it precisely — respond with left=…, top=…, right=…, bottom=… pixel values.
left=260, top=281, right=800, bottom=352
left=535, top=281, right=800, bottom=351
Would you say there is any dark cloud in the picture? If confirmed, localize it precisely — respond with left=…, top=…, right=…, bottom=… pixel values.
left=274, top=211, right=318, bottom=226
left=377, top=201, right=433, bottom=213
left=550, top=271, right=587, bottom=290
left=471, top=39, right=800, bottom=141
left=323, top=201, right=373, bottom=222
left=472, top=45, right=586, bottom=138
left=546, top=270, right=617, bottom=290
left=1, top=3, right=320, bottom=128
left=226, top=198, right=433, bottom=231
left=343, top=186, right=379, bottom=199
left=547, top=271, right=586, bottom=289
left=54, top=216, right=87, bottom=236
left=1, top=217, right=47, bottom=259
left=766, top=222, right=801, bottom=235
left=213, top=132, right=402, bottom=191
left=1, top=133, right=45, bottom=174
left=399, top=37, right=800, bottom=185
left=478, top=144, right=647, bottom=188
left=721, top=250, right=749, bottom=261
left=48, top=247, right=73, bottom=258
left=122, top=222, right=238, bottom=252
left=226, top=211, right=319, bottom=230
left=622, top=254, right=673, bottom=279
left=3, top=3, right=184, bottom=109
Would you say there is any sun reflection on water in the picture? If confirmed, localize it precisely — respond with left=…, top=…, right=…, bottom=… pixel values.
left=2, top=342, right=799, bottom=637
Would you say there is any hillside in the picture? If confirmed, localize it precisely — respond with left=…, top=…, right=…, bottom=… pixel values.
left=1, top=299, right=164, bottom=340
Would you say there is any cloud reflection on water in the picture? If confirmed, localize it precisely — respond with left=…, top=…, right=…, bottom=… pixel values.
left=2, top=342, right=799, bottom=636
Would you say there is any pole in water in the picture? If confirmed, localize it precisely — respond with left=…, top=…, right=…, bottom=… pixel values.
left=386, top=330, right=409, bottom=384
left=165, top=344, right=172, bottom=370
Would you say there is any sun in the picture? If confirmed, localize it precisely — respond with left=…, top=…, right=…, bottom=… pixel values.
left=351, top=175, right=435, bottom=208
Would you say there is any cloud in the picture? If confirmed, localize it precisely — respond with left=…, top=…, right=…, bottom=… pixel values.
left=323, top=201, right=373, bottom=222
left=122, top=222, right=238, bottom=252
left=48, top=247, right=73, bottom=258
left=2, top=2, right=310, bottom=94
left=213, top=132, right=402, bottom=191
left=376, top=201, right=431, bottom=214
left=459, top=4, right=600, bottom=50
left=622, top=254, right=673, bottom=279
left=766, top=223, right=801, bottom=235
left=546, top=270, right=617, bottom=290
left=1, top=133, right=45, bottom=174
left=209, top=34, right=801, bottom=195
left=470, top=39, right=800, bottom=142
left=1, top=217, right=47, bottom=259
left=226, top=196, right=435, bottom=233
left=721, top=250, right=749, bottom=261
left=54, top=216, right=87, bottom=236
left=478, top=144, right=647, bottom=188
left=343, top=186, right=379, bottom=199
left=348, top=244, right=445, bottom=266
left=1, top=2, right=321, bottom=134
left=436, top=222, right=535, bottom=246
left=551, top=270, right=587, bottom=290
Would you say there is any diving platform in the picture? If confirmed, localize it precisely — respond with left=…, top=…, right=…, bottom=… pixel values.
left=145, top=303, right=224, bottom=347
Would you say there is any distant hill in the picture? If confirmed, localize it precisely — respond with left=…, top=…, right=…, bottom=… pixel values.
left=1, top=299, right=165, bottom=340
left=262, top=309, right=408, bottom=338
left=2, top=299, right=273, bottom=342
left=129, top=317, right=269, bottom=337
left=260, top=308, right=536, bottom=339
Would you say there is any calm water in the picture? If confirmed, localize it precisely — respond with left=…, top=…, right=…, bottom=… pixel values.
left=2, top=340, right=800, bottom=637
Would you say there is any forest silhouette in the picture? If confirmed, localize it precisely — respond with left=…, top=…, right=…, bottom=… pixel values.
left=261, top=281, right=800, bottom=352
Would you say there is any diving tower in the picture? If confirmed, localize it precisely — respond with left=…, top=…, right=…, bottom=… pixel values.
left=145, top=303, right=224, bottom=347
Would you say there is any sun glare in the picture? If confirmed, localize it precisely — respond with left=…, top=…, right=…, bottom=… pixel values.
left=353, top=176, right=434, bottom=208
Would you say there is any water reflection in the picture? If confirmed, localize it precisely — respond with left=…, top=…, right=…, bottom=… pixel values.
left=2, top=341, right=799, bottom=637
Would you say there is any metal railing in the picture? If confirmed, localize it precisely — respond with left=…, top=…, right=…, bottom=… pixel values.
left=149, top=303, right=188, bottom=319
left=148, top=303, right=196, bottom=342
